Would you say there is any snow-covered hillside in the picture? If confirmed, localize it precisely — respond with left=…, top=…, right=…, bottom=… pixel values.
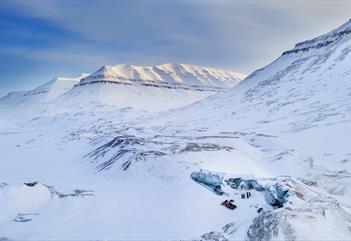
left=163, top=18, right=351, bottom=167
left=137, top=18, right=351, bottom=239
left=1, top=20, right=351, bottom=241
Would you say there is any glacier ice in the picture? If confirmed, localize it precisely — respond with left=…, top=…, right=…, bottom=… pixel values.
left=191, top=171, right=225, bottom=195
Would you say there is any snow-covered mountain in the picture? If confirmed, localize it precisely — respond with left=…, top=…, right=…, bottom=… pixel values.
left=73, top=19, right=351, bottom=239
left=1, top=20, right=351, bottom=241
left=0, top=73, right=89, bottom=105
left=58, top=63, right=245, bottom=111
left=80, top=63, right=241, bottom=90
left=166, top=18, right=351, bottom=163
left=1, top=63, right=244, bottom=111
left=134, top=18, right=351, bottom=239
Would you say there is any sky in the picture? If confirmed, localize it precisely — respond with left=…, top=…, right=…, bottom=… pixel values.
left=1, top=0, right=351, bottom=96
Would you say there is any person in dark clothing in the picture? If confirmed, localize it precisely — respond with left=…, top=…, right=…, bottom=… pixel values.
left=246, top=191, right=251, bottom=198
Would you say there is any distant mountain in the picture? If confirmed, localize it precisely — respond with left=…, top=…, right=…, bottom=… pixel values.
left=0, top=73, right=89, bottom=105
left=80, top=63, right=244, bottom=91
left=57, top=63, right=245, bottom=111
left=1, top=64, right=245, bottom=111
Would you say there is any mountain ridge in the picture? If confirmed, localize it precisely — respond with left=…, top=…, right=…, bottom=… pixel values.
left=79, top=63, right=245, bottom=92
left=0, top=73, right=89, bottom=105
left=0, top=64, right=245, bottom=110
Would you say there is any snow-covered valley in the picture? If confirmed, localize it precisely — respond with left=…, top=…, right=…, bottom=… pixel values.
left=1, top=20, right=351, bottom=240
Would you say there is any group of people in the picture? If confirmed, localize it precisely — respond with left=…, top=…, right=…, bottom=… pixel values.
left=222, top=191, right=253, bottom=211
left=241, top=191, right=251, bottom=199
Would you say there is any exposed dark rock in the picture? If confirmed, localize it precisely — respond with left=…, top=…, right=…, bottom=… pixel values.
left=247, top=211, right=280, bottom=241
left=222, top=222, right=238, bottom=234
left=77, top=78, right=226, bottom=93
left=0, top=237, right=12, bottom=241
left=12, top=213, right=38, bottom=223
left=282, top=28, right=351, bottom=55
left=199, top=231, right=228, bottom=241
left=180, top=143, right=233, bottom=153
left=44, top=185, right=94, bottom=198
left=24, top=181, right=38, bottom=187
left=86, top=134, right=236, bottom=171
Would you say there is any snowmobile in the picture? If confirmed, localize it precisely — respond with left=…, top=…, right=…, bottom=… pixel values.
left=221, top=200, right=237, bottom=210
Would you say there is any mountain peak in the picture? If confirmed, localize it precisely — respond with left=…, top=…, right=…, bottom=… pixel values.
left=50, top=73, right=89, bottom=82
left=54, top=63, right=246, bottom=111
left=0, top=73, right=90, bottom=105
left=283, top=18, right=351, bottom=55
left=329, top=18, right=351, bottom=34
left=80, top=63, right=245, bottom=89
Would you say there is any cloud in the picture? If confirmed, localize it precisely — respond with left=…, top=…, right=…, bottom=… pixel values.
left=7, top=1, right=351, bottom=69
left=4, top=1, right=351, bottom=71
left=1, top=0, right=351, bottom=96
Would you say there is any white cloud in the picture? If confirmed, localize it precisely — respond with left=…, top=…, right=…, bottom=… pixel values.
left=2, top=1, right=351, bottom=73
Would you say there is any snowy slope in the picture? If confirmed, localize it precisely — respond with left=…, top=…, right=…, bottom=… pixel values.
left=69, top=19, right=351, bottom=239
left=134, top=18, right=351, bottom=239
left=164, top=18, right=351, bottom=167
left=0, top=91, right=27, bottom=104
left=58, top=63, right=245, bottom=111
left=1, top=20, right=351, bottom=241
left=0, top=73, right=89, bottom=105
